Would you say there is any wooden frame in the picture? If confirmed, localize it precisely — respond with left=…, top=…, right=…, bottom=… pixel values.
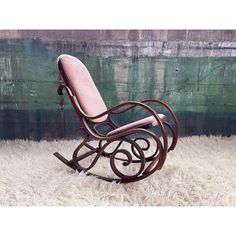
left=53, top=55, right=179, bottom=183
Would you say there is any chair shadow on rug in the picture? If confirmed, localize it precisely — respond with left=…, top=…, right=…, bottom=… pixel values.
left=53, top=54, right=179, bottom=183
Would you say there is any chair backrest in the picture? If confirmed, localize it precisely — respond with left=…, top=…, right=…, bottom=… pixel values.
left=57, top=54, right=108, bottom=123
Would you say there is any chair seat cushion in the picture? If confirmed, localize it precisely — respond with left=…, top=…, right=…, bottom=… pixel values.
left=107, top=114, right=166, bottom=136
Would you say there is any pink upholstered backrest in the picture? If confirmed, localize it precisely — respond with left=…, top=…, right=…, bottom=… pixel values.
left=57, top=54, right=108, bottom=123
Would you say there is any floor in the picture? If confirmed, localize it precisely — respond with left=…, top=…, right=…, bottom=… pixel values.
left=0, top=136, right=235, bottom=206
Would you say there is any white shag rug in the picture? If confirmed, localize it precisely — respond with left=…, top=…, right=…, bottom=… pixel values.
left=0, top=136, right=235, bottom=206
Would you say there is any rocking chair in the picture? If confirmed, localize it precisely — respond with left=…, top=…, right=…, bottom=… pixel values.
left=53, top=54, right=179, bottom=183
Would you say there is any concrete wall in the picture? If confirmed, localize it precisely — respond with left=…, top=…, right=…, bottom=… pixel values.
left=1, top=30, right=236, bottom=41
left=1, top=30, right=236, bottom=58
left=0, top=30, right=236, bottom=139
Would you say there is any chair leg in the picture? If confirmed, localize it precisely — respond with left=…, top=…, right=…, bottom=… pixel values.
left=54, top=129, right=168, bottom=183
left=53, top=152, right=77, bottom=170
left=54, top=134, right=99, bottom=172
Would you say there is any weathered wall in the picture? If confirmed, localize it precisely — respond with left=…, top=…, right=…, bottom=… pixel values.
left=1, top=30, right=236, bottom=58
left=0, top=30, right=236, bottom=139
left=1, top=30, right=236, bottom=41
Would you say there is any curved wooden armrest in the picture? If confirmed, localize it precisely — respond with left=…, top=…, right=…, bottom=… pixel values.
left=87, top=101, right=168, bottom=153
left=141, top=99, right=179, bottom=132
left=57, top=85, right=168, bottom=152
left=85, top=101, right=165, bottom=122
left=58, top=84, right=167, bottom=126
left=141, top=99, right=179, bottom=149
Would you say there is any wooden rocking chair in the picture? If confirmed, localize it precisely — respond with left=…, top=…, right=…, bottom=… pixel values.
left=53, top=54, right=179, bottom=183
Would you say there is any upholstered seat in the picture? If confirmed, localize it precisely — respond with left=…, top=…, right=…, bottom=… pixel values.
left=108, top=114, right=166, bottom=136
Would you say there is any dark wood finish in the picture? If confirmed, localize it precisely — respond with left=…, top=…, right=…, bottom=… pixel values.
left=53, top=57, right=179, bottom=183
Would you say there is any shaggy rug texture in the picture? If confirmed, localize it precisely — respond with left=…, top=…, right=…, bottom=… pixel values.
left=0, top=136, right=235, bottom=206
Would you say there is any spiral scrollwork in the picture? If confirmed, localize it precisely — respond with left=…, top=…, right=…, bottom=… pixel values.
left=109, top=138, right=146, bottom=180
left=130, top=137, right=159, bottom=162
left=68, top=128, right=167, bottom=182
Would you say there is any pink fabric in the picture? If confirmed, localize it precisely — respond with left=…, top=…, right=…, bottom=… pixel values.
left=58, top=54, right=108, bottom=123
left=107, top=114, right=166, bottom=136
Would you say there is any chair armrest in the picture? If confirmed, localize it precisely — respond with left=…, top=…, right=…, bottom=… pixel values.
left=57, top=84, right=168, bottom=153
left=57, top=85, right=164, bottom=127
left=83, top=101, right=168, bottom=152
left=86, top=101, right=165, bottom=127
left=141, top=99, right=179, bottom=150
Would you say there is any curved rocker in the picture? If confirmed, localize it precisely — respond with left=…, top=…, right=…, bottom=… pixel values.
left=53, top=54, right=179, bottom=183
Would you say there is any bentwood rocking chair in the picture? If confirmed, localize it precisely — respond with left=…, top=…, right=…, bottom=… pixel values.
left=53, top=54, right=179, bottom=183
